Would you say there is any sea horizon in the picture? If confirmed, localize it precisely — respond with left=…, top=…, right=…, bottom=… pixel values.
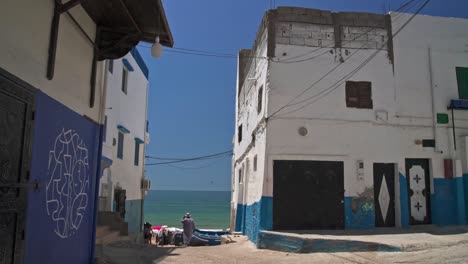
left=143, top=190, right=231, bottom=230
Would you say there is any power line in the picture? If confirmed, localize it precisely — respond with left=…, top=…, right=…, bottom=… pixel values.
left=269, top=0, right=431, bottom=118
left=145, top=151, right=233, bottom=166
left=146, top=153, right=233, bottom=166
left=137, top=44, right=268, bottom=60
left=146, top=150, right=232, bottom=161
left=165, top=156, right=230, bottom=170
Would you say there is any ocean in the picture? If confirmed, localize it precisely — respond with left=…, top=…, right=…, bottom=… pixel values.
left=143, top=190, right=231, bottom=229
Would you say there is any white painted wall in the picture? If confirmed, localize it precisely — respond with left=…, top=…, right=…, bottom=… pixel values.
left=233, top=27, right=269, bottom=207
left=233, top=10, right=468, bottom=211
left=101, top=53, right=149, bottom=201
left=0, top=0, right=103, bottom=122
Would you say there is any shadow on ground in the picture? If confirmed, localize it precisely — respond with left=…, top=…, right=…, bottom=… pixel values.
left=282, top=225, right=468, bottom=236
left=96, top=241, right=182, bottom=264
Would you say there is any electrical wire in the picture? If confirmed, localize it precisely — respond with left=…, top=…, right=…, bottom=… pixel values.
left=165, top=155, right=231, bottom=170
left=269, top=0, right=431, bottom=119
left=145, top=150, right=232, bottom=161
left=137, top=44, right=268, bottom=60
left=145, top=151, right=233, bottom=166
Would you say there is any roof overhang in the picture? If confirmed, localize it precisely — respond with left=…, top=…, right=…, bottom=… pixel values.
left=82, top=0, right=174, bottom=60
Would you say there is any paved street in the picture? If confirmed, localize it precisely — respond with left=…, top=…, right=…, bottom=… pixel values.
left=97, top=235, right=468, bottom=264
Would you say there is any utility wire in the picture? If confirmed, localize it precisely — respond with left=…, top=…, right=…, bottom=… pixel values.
left=146, top=153, right=233, bottom=166
left=145, top=151, right=233, bottom=166
left=145, top=150, right=232, bottom=161
left=269, top=0, right=431, bottom=118
left=165, top=155, right=230, bottom=170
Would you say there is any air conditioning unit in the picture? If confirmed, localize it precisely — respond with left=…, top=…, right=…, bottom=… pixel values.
left=141, top=179, right=151, bottom=190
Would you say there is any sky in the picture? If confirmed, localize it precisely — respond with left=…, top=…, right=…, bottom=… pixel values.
left=137, top=0, right=468, bottom=192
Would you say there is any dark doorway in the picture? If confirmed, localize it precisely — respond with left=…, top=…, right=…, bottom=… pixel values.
left=0, top=68, right=35, bottom=264
left=373, top=163, right=395, bottom=227
left=273, top=160, right=344, bottom=230
left=114, top=188, right=127, bottom=219
left=405, top=159, right=431, bottom=225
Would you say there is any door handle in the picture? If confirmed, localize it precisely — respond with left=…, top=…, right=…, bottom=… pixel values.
left=0, top=179, right=40, bottom=191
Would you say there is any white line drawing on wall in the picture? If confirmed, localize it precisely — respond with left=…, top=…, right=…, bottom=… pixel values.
left=46, top=128, right=90, bottom=238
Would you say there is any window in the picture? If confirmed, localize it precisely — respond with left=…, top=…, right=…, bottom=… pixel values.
left=456, top=67, right=468, bottom=99
left=345, top=81, right=373, bottom=109
left=238, top=125, right=242, bottom=143
left=117, top=131, right=124, bottom=159
left=122, top=67, right=128, bottom=94
left=103, top=115, right=107, bottom=142
left=238, top=169, right=242, bottom=184
left=134, top=141, right=140, bottom=166
left=108, top=60, right=114, bottom=73
left=257, top=86, right=263, bottom=114
left=253, top=155, right=257, bottom=171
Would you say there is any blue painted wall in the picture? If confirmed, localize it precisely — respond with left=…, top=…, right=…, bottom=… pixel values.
left=399, top=173, right=409, bottom=228
left=432, top=177, right=466, bottom=226
left=235, top=203, right=244, bottom=232
left=125, top=199, right=143, bottom=233
left=344, top=196, right=375, bottom=229
left=236, top=196, right=273, bottom=244
left=25, top=91, right=101, bottom=264
left=464, top=174, right=468, bottom=224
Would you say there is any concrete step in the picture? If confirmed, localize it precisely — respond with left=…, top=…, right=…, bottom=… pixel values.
left=96, top=226, right=111, bottom=238
left=96, top=229, right=130, bottom=245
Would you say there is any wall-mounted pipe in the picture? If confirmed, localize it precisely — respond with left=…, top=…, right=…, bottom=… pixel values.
left=428, top=46, right=442, bottom=154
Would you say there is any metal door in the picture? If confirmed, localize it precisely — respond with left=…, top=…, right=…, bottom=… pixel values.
left=273, top=160, right=344, bottom=230
left=373, top=163, right=395, bottom=227
left=405, top=159, right=431, bottom=225
left=0, top=69, right=35, bottom=264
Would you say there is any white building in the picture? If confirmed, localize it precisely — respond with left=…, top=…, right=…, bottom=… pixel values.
left=232, top=7, right=468, bottom=244
left=0, top=0, right=172, bottom=263
left=98, top=48, right=152, bottom=235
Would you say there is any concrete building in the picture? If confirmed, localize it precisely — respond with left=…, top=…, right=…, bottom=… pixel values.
left=98, top=48, right=152, bottom=236
left=231, top=6, right=468, bottom=244
left=0, top=0, right=172, bottom=263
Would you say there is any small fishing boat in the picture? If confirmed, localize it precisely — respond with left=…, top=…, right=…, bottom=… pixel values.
left=194, top=229, right=229, bottom=237
left=189, top=232, right=222, bottom=246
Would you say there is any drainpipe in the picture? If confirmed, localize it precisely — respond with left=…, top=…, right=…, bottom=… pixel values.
left=428, top=46, right=441, bottom=154
left=140, top=82, right=150, bottom=235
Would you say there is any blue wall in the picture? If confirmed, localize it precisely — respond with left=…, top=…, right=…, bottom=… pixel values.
left=432, top=177, right=466, bottom=226
left=399, top=173, right=409, bottom=228
left=464, top=174, right=468, bottom=224
left=236, top=196, right=273, bottom=244
left=25, top=91, right=101, bottom=264
left=125, top=199, right=143, bottom=233
left=344, top=196, right=375, bottom=229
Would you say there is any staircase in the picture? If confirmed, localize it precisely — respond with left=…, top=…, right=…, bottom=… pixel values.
left=96, top=211, right=130, bottom=245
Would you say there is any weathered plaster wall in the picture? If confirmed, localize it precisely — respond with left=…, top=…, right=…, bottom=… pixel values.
left=0, top=0, right=103, bottom=123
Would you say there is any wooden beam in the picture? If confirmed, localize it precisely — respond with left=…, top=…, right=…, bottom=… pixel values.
left=118, top=0, right=142, bottom=34
left=47, top=7, right=60, bottom=80
left=58, top=0, right=84, bottom=14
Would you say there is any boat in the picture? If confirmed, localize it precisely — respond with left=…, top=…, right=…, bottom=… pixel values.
left=189, top=232, right=222, bottom=246
left=194, top=229, right=229, bottom=237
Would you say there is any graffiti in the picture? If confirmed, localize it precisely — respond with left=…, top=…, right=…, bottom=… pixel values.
left=46, top=129, right=90, bottom=238
left=349, top=187, right=374, bottom=226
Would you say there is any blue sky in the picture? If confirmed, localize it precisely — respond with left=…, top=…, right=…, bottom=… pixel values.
left=137, top=0, right=467, bottom=191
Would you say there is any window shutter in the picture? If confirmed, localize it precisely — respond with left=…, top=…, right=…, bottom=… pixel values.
left=358, top=82, right=373, bottom=109
left=346, top=82, right=358, bottom=107
left=457, top=67, right=468, bottom=100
